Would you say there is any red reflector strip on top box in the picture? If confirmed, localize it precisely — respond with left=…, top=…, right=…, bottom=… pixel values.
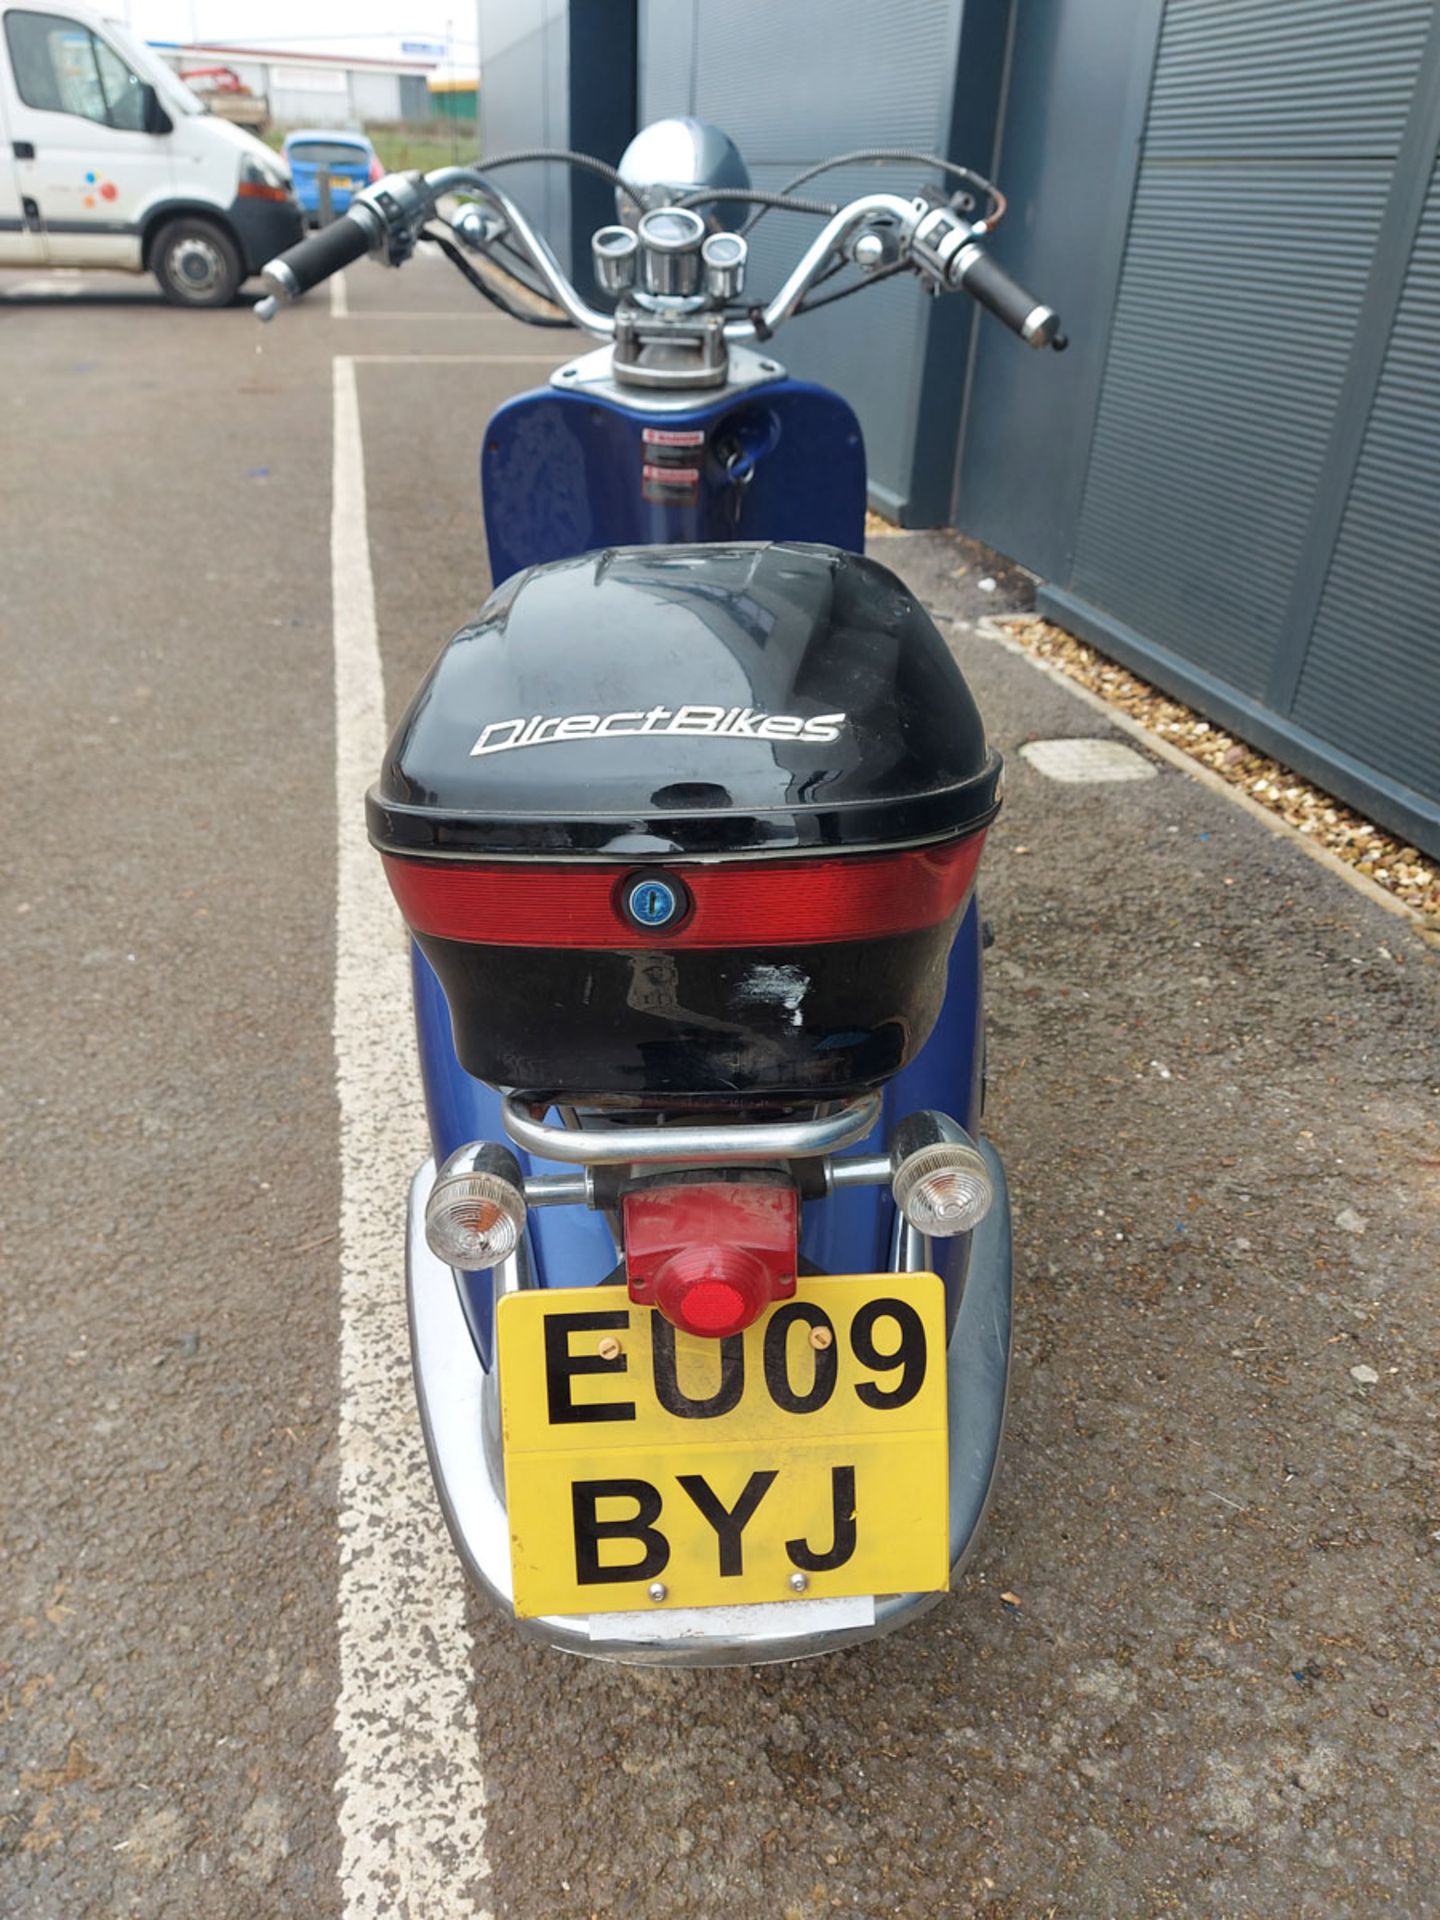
left=381, top=835, right=985, bottom=950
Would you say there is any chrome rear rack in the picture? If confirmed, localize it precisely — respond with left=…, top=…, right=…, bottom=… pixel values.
left=500, top=1091, right=882, bottom=1168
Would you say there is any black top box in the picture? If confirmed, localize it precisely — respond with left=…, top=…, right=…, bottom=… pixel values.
left=369, top=543, right=1001, bottom=1104
left=368, top=541, right=1000, bottom=861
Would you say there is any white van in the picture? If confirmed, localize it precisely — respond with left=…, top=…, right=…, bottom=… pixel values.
left=0, top=4, right=302, bottom=304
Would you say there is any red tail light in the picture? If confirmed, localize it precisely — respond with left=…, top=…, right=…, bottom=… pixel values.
left=382, top=834, right=984, bottom=949
left=649, top=1245, right=775, bottom=1338
left=624, top=1184, right=798, bottom=1337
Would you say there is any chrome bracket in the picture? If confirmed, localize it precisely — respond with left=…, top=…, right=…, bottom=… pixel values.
left=611, top=303, right=730, bottom=389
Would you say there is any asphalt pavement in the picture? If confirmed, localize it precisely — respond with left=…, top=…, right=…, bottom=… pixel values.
left=3, top=253, right=1438, bottom=1920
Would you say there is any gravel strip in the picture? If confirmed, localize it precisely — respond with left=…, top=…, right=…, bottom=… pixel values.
left=999, top=614, right=1440, bottom=928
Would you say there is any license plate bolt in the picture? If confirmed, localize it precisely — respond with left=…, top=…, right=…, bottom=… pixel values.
left=789, top=1572, right=809, bottom=1594
left=647, top=1581, right=668, bottom=1603
left=809, top=1325, right=834, bottom=1351
left=597, top=1335, right=622, bottom=1360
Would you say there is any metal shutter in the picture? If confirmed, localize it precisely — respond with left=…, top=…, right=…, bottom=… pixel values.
left=637, top=0, right=966, bottom=515
left=1293, top=156, right=1440, bottom=803
left=1071, top=0, right=1433, bottom=700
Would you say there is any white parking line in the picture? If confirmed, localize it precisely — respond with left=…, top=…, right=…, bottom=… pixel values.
left=330, top=354, right=492, bottom=1919
left=330, top=269, right=349, bottom=318
left=2, top=279, right=84, bottom=297
left=337, top=311, right=570, bottom=320
left=347, top=352, right=566, bottom=365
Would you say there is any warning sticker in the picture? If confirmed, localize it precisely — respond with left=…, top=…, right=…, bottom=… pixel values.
left=641, top=426, right=705, bottom=503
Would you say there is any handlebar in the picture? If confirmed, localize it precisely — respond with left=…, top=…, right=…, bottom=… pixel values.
left=257, top=161, right=1065, bottom=353
left=263, top=204, right=380, bottom=302
left=948, top=243, right=1066, bottom=350
left=258, top=165, right=616, bottom=333
left=423, top=167, right=615, bottom=333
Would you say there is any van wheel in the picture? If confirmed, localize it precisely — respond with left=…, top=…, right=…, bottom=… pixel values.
left=152, top=218, right=242, bottom=308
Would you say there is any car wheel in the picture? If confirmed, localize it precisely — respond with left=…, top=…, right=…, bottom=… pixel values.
left=152, top=218, right=242, bottom=308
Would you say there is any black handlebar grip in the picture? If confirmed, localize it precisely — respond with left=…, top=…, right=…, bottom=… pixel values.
left=262, top=208, right=378, bottom=300
left=950, top=243, right=1066, bottom=350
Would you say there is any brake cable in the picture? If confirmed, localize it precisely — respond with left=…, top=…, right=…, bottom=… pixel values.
left=793, top=256, right=911, bottom=314
left=471, top=146, right=647, bottom=216
left=427, top=203, right=576, bottom=318
left=419, top=226, right=573, bottom=329
left=674, top=185, right=839, bottom=218
left=742, top=149, right=1007, bottom=236
left=492, top=232, right=566, bottom=302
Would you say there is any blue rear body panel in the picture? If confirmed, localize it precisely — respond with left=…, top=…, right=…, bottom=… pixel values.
left=413, top=911, right=983, bottom=1369
left=411, top=374, right=985, bottom=1366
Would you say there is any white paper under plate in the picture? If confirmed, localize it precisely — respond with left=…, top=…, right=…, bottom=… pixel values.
left=586, top=1594, right=876, bottom=1642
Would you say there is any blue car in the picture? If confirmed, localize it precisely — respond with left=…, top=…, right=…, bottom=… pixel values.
left=281, top=129, right=381, bottom=224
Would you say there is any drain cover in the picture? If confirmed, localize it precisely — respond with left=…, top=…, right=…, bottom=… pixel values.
left=1019, top=737, right=1158, bottom=784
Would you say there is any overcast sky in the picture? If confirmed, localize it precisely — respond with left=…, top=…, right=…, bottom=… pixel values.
left=118, top=0, right=479, bottom=68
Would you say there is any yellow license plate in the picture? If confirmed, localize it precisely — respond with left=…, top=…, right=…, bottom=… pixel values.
left=497, top=1273, right=949, bottom=1618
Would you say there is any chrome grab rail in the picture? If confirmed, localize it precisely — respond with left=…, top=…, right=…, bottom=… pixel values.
left=500, top=1092, right=882, bottom=1167
left=520, top=1151, right=893, bottom=1207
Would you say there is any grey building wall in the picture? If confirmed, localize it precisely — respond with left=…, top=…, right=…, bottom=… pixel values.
left=637, top=0, right=1007, bottom=521
left=950, top=0, right=1161, bottom=583
left=475, top=0, right=635, bottom=302
left=1023, top=0, right=1440, bottom=854
left=476, top=0, right=573, bottom=278
left=349, top=70, right=406, bottom=123
left=1291, top=150, right=1440, bottom=810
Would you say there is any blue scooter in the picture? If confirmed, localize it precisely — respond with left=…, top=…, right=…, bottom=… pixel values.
left=260, top=118, right=1064, bottom=1665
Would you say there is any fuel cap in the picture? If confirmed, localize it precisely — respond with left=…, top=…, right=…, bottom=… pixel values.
left=621, top=869, right=691, bottom=933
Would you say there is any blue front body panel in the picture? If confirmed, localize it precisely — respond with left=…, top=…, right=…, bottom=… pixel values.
left=413, top=373, right=984, bottom=1365
left=481, top=379, right=866, bottom=587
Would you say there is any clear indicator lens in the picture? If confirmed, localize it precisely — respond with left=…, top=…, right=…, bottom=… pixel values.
left=425, top=1169, right=526, bottom=1269
left=892, top=1142, right=994, bottom=1238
